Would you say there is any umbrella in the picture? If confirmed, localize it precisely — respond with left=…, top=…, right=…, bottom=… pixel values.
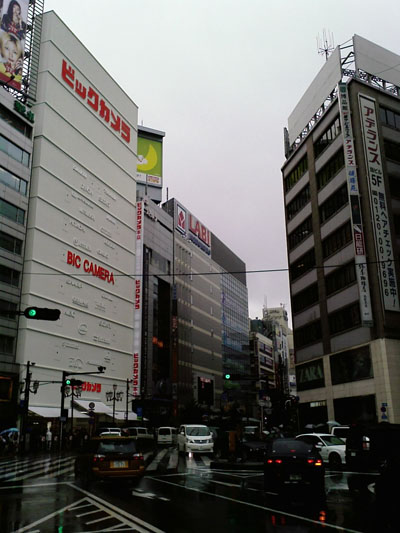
left=0, top=428, right=19, bottom=435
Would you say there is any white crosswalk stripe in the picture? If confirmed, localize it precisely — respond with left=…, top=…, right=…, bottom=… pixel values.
left=146, top=449, right=169, bottom=472
left=0, top=455, right=76, bottom=482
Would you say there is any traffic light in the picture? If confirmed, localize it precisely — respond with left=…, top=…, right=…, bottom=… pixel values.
left=65, top=377, right=72, bottom=386
left=223, top=373, right=244, bottom=380
left=23, top=307, right=61, bottom=321
left=64, top=378, right=83, bottom=387
left=224, top=373, right=231, bottom=380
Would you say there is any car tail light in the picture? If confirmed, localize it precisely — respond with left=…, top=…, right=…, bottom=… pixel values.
left=307, top=459, right=315, bottom=464
left=93, top=454, right=105, bottom=462
left=267, top=459, right=273, bottom=464
left=362, top=437, right=370, bottom=450
left=275, top=459, right=282, bottom=464
left=133, top=453, right=144, bottom=461
left=314, top=459, right=323, bottom=466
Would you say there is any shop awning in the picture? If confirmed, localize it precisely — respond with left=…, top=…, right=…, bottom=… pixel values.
left=113, top=411, right=138, bottom=421
left=74, top=399, right=113, bottom=414
left=29, top=406, right=88, bottom=419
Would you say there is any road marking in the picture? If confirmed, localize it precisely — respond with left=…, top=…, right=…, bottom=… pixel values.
left=146, top=449, right=169, bottom=471
left=147, top=476, right=364, bottom=533
left=68, top=483, right=165, bottom=532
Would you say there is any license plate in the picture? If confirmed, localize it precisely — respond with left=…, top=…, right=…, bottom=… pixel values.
left=289, top=474, right=301, bottom=481
left=351, top=452, right=356, bottom=456
left=111, top=461, right=128, bottom=468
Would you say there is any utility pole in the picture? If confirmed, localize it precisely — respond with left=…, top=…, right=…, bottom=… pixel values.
left=125, top=378, right=133, bottom=423
left=20, top=361, right=35, bottom=452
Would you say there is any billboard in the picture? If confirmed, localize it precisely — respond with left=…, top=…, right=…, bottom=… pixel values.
left=338, top=82, right=374, bottom=326
left=358, top=94, right=400, bottom=312
left=136, top=134, right=163, bottom=187
left=0, top=0, right=29, bottom=91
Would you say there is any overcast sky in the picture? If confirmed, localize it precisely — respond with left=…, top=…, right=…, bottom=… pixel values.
left=44, top=0, right=400, bottom=325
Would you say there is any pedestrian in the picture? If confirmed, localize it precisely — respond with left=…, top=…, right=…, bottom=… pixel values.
left=46, top=428, right=52, bottom=451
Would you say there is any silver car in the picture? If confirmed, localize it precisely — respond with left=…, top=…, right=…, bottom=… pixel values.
left=295, top=433, right=346, bottom=468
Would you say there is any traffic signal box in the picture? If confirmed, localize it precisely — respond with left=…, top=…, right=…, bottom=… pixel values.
left=23, top=307, right=61, bottom=321
left=64, top=378, right=83, bottom=387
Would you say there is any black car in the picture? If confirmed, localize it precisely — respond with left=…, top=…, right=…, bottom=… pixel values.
left=239, top=434, right=268, bottom=462
left=264, top=438, right=325, bottom=500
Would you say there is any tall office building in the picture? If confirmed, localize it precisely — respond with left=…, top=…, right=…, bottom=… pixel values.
left=282, top=35, right=400, bottom=426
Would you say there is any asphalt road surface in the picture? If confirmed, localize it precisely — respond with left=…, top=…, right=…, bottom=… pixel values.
left=0, top=449, right=389, bottom=532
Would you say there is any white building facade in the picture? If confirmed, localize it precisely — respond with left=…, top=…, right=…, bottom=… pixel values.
left=16, top=12, right=138, bottom=418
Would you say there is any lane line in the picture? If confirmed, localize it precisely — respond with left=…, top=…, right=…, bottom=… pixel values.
left=147, top=476, right=364, bottom=533
left=146, top=449, right=169, bottom=472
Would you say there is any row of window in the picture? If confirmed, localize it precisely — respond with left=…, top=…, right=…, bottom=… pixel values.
left=0, top=298, right=18, bottom=319
left=292, top=283, right=319, bottom=314
left=0, top=134, right=30, bottom=167
left=319, top=183, right=348, bottom=224
left=322, top=221, right=352, bottom=259
left=290, top=248, right=315, bottom=282
left=0, top=198, right=25, bottom=225
left=384, top=139, right=400, bottom=164
left=316, top=148, right=344, bottom=190
left=0, top=104, right=33, bottom=139
left=0, top=264, right=20, bottom=287
left=389, top=174, right=400, bottom=199
left=284, top=154, right=308, bottom=193
left=314, top=116, right=341, bottom=158
left=0, top=166, right=28, bottom=195
left=0, top=334, right=14, bottom=354
left=286, top=184, right=310, bottom=221
left=380, top=106, right=400, bottom=131
left=295, top=301, right=361, bottom=349
left=287, top=216, right=313, bottom=251
left=0, top=230, right=22, bottom=255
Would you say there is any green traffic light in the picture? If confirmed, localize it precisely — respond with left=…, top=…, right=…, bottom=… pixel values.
left=28, top=309, right=37, bottom=317
left=224, top=374, right=231, bottom=380
left=65, top=379, right=71, bottom=385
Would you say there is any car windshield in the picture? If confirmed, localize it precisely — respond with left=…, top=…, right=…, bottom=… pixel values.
left=321, top=435, right=345, bottom=446
left=97, top=440, right=137, bottom=454
left=272, top=439, right=313, bottom=454
left=137, top=428, right=147, bottom=434
left=186, top=427, right=209, bottom=436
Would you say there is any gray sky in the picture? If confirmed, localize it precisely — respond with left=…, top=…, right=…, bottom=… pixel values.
left=44, top=0, right=400, bottom=324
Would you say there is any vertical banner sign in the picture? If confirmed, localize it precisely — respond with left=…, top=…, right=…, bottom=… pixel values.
left=133, top=201, right=144, bottom=396
left=0, top=0, right=29, bottom=91
left=338, top=83, right=374, bottom=325
left=359, top=94, right=400, bottom=312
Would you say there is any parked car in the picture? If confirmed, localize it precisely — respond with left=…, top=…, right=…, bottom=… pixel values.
left=295, top=433, right=346, bottom=468
left=238, top=432, right=268, bottom=462
left=97, top=427, right=121, bottom=436
left=74, top=436, right=145, bottom=485
left=263, top=438, right=325, bottom=500
left=156, top=427, right=177, bottom=445
left=177, top=424, right=214, bottom=455
left=330, top=425, right=349, bottom=442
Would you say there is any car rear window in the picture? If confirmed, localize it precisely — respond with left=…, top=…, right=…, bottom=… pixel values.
left=97, top=440, right=137, bottom=454
left=272, top=439, right=313, bottom=454
left=159, top=428, right=171, bottom=435
left=137, top=428, right=147, bottom=435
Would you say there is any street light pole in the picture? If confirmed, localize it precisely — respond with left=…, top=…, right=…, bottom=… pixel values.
left=106, top=385, right=123, bottom=425
left=125, top=378, right=133, bottom=423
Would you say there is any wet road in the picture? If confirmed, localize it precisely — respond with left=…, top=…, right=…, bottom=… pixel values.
left=0, top=450, right=387, bottom=532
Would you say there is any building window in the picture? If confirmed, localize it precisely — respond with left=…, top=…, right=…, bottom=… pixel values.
left=319, top=183, right=348, bottom=224
left=0, top=167, right=28, bottom=195
left=0, top=299, right=17, bottom=319
left=394, top=214, right=400, bottom=235
left=0, top=135, right=30, bottom=166
left=314, top=116, right=341, bottom=158
left=325, top=261, right=356, bottom=296
left=0, top=104, right=32, bottom=138
left=286, top=184, right=310, bottom=221
left=384, top=140, right=400, bottom=164
left=294, top=320, right=322, bottom=350
left=284, top=154, right=308, bottom=192
left=0, top=334, right=14, bottom=354
left=288, top=216, right=313, bottom=251
left=330, top=345, right=372, bottom=385
left=0, top=264, right=20, bottom=287
left=292, top=283, right=319, bottom=314
left=389, top=174, right=400, bottom=199
left=380, top=106, right=400, bottom=130
left=322, top=221, right=352, bottom=259
left=0, top=198, right=25, bottom=225
left=329, top=302, right=361, bottom=335
left=290, top=248, right=315, bottom=282
left=0, top=231, right=22, bottom=254
left=317, top=148, right=345, bottom=190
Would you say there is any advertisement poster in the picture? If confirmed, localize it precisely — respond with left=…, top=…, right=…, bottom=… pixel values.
left=136, top=135, right=163, bottom=187
left=0, top=0, right=29, bottom=90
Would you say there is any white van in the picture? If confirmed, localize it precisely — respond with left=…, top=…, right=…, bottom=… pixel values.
left=157, top=427, right=177, bottom=445
left=177, top=424, right=214, bottom=454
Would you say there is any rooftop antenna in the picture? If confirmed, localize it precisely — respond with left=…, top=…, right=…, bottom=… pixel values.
left=317, top=29, right=335, bottom=61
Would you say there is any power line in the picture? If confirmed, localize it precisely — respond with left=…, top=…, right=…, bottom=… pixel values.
left=17, top=258, right=399, bottom=278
